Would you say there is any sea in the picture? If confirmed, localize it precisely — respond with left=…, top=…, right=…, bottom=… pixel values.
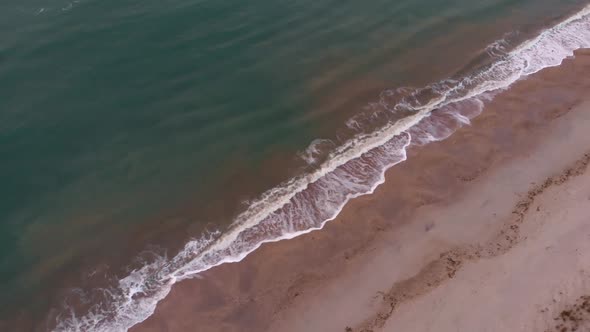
left=1, top=0, right=590, bottom=331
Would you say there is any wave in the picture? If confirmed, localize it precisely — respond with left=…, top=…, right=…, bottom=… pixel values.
left=54, top=4, right=590, bottom=332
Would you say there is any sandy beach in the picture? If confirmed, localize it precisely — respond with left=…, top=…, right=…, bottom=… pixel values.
left=132, top=50, right=590, bottom=332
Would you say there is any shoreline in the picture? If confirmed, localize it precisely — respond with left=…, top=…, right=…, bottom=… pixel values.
left=2, top=3, right=590, bottom=332
left=133, top=49, right=590, bottom=332
left=3, top=6, right=589, bottom=331
left=125, top=8, right=590, bottom=331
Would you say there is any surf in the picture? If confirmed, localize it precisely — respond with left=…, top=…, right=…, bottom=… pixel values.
left=54, top=4, right=590, bottom=331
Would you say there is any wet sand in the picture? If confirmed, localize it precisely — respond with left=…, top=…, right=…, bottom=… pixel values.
left=132, top=50, right=590, bottom=332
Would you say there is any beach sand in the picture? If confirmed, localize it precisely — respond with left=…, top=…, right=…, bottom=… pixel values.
left=133, top=50, right=590, bottom=332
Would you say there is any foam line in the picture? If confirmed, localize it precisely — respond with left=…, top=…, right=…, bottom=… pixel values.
left=54, top=5, right=590, bottom=331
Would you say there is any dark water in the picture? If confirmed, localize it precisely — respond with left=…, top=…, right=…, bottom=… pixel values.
left=1, top=0, right=589, bottom=330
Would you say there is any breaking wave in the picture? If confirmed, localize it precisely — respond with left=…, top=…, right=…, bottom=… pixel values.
left=54, top=4, right=590, bottom=332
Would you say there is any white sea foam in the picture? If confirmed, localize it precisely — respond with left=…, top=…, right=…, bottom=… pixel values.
left=485, top=31, right=520, bottom=57
left=54, top=5, right=590, bottom=332
left=298, top=138, right=335, bottom=165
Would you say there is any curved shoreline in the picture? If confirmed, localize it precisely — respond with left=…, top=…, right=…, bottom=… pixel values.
left=49, top=5, right=590, bottom=331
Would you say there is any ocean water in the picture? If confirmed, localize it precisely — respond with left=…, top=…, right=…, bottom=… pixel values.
left=1, top=0, right=590, bottom=330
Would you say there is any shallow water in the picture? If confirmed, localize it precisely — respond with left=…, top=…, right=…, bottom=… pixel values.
left=1, top=0, right=589, bottom=330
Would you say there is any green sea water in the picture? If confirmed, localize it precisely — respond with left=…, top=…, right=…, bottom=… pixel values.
left=0, top=0, right=588, bottom=330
